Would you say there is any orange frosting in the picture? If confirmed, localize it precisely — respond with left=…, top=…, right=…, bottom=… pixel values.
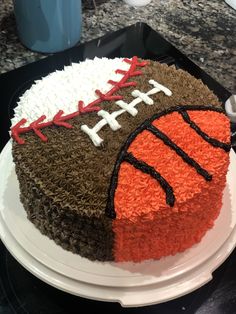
left=113, top=110, right=230, bottom=262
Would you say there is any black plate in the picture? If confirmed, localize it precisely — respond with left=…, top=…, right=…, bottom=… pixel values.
left=0, top=23, right=235, bottom=314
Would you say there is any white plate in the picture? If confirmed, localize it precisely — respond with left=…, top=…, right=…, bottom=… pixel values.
left=225, top=95, right=236, bottom=123
left=1, top=195, right=236, bottom=307
left=225, top=0, right=236, bottom=10
left=0, top=141, right=236, bottom=306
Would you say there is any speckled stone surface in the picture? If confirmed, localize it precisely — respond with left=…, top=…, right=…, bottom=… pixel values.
left=0, top=0, right=235, bottom=93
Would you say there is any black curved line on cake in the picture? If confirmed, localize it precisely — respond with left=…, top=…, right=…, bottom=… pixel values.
left=179, top=111, right=230, bottom=152
left=146, top=124, right=212, bottom=181
left=105, top=105, right=231, bottom=219
left=123, top=152, right=175, bottom=207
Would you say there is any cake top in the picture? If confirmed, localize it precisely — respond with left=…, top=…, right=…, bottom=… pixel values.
left=11, top=57, right=231, bottom=220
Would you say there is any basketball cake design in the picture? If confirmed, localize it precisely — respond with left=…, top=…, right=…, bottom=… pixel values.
left=11, top=57, right=231, bottom=262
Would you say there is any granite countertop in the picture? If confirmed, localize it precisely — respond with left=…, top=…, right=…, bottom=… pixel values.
left=0, top=0, right=235, bottom=93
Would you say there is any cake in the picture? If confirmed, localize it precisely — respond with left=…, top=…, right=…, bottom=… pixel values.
left=11, top=57, right=231, bottom=262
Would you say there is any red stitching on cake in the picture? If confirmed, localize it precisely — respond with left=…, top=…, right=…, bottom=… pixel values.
left=95, top=90, right=123, bottom=101
left=123, top=58, right=148, bottom=67
left=11, top=56, right=149, bottom=144
left=78, top=101, right=101, bottom=114
left=29, top=116, right=51, bottom=142
left=53, top=110, right=74, bottom=129
left=115, top=69, right=127, bottom=75
left=108, top=80, right=137, bottom=88
left=11, top=119, right=30, bottom=145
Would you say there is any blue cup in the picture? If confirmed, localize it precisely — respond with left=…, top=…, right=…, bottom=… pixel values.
left=13, top=0, right=82, bottom=53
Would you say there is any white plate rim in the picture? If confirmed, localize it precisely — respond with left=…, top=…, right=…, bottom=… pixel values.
left=1, top=206, right=236, bottom=307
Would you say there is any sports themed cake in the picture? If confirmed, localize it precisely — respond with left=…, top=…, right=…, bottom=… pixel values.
left=11, top=57, right=231, bottom=262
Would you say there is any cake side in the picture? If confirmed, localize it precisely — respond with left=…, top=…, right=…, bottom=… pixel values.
left=15, top=165, right=114, bottom=261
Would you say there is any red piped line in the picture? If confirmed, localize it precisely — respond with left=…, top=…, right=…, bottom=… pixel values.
left=123, top=58, right=148, bottom=67
left=30, top=116, right=50, bottom=142
left=108, top=80, right=137, bottom=88
left=53, top=110, right=74, bottom=128
left=129, top=70, right=142, bottom=76
left=11, top=119, right=31, bottom=145
left=95, top=89, right=123, bottom=101
left=11, top=56, right=149, bottom=144
left=115, top=69, right=127, bottom=75
left=78, top=101, right=101, bottom=114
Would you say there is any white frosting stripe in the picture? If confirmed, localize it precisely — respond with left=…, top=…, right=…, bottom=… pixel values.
left=97, top=110, right=121, bottom=131
left=81, top=125, right=103, bottom=147
left=149, top=79, right=172, bottom=96
left=131, top=90, right=154, bottom=105
left=116, top=100, right=138, bottom=116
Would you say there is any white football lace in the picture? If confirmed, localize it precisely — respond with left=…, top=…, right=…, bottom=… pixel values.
left=81, top=79, right=172, bottom=146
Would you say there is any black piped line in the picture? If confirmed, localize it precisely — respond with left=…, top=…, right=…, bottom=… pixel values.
left=105, top=105, right=231, bottom=219
left=180, top=111, right=231, bottom=152
left=123, top=152, right=175, bottom=207
left=146, top=124, right=212, bottom=181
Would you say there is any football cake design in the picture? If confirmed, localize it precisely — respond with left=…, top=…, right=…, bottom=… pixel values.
left=11, top=57, right=231, bottom=262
